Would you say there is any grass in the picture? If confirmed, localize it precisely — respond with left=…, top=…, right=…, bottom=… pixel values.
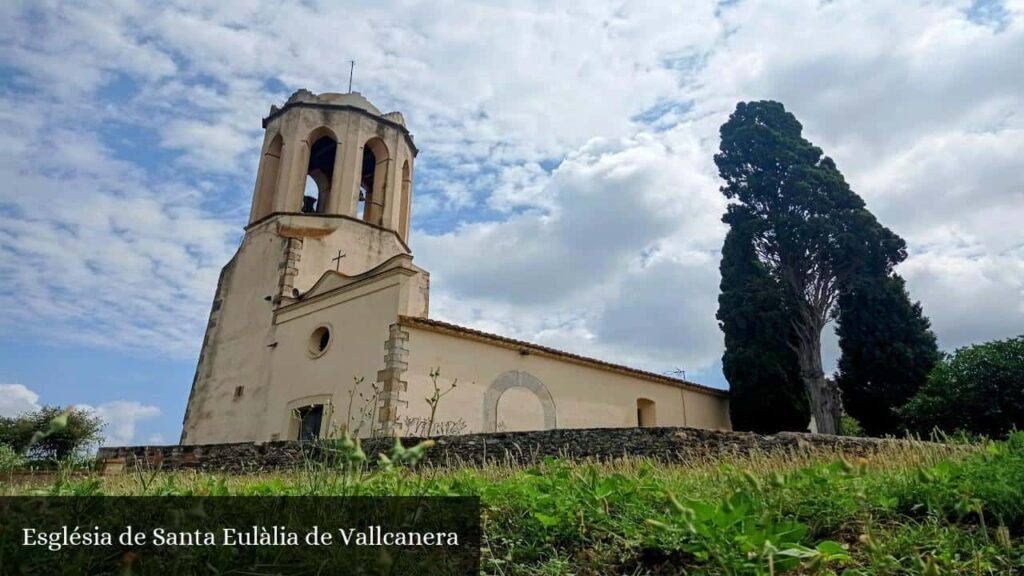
left=3, top=434, right=1024, bottom=575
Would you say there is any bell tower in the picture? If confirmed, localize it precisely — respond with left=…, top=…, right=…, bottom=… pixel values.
left=249, top=89, right=416, bottom=239
left=181, top=90, right=427, bottom=444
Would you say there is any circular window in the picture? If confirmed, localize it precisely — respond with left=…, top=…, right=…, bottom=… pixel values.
left=308, top=325, right=332, bottom=358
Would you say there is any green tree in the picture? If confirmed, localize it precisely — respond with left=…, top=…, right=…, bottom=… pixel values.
left=0, top=405, right=105, bottom=461
left=718, top=205, right=808, bottom=432
left=835, top=273, right=939, bottom=436
left=715, top=101, right=904, bottom=433
left=901, top=335, right=1024, bottom=438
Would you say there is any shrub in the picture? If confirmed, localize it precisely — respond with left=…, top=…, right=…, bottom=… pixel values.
left=0, top=443, right=26, bottom=473
left=0, top=405, right=105, bottom=461
left=839, top=413, right=865, bottom=437
left=900, top=335, right=1024, bottom=438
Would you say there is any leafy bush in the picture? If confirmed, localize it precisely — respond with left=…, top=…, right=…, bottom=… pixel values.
left=0, top=443, right=26, bottom=473
left=901, top=335, right=1024, bottom=437
left=839, top=413, right=866, bottom=437
left=0, top=405, right=105, bottom=461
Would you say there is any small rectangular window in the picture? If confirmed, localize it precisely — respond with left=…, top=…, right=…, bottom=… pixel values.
left=297, top=405, right=324, bottom=441
left=234, top=386, right=245, bottom=399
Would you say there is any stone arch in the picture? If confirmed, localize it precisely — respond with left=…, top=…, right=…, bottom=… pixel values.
left=637, top=398, right=656, bottom=427
left=302, top=126, right=339, bottom=214
left=359, top=137, right=390, bottom=225
left=306, top=125, right=339, bottom=147
left=398, top=159, right=412, bottom=240
left=252, top=133, right=283, bottom=221
left=483, top=370, right=556, bottom=432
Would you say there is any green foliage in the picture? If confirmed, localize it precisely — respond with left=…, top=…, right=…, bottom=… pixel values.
left=0, top=405, right=104, bottom=461
left=646, top=489, right=850, bottom=575
left=714, top=100, right=907, bottom=434
left=718, top=205, right=808, bottom=432
left=839, top=413, right=865, bottom=437
left=836, top=273, right=939, bottom=436
left=0, top=443, right=27, bottom=474
left=715, top=100, right=904, bottom=285
left=901, top=335, right=1024, bottom=438
left=886, top=435, right=1024, bottom=531
left=296, top=431, right=438, bottom=496
left=9, top=436, right=1024, bottom=574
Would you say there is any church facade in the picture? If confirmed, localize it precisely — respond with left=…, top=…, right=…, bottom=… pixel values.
left=180, top=90, right=730, bottom=445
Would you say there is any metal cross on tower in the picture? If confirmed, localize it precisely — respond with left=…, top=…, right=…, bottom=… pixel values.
left=332, top=250, right=346, bottom=271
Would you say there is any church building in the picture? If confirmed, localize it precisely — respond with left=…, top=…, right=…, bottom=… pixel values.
left=180, top=90, right=730, bottom=445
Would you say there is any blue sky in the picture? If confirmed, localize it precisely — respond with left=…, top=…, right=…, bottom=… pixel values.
left=1, top=0, right=1022, bottom=445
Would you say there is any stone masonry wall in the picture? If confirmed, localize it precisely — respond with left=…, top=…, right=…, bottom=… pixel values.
left=97, top=427, right=951, bottom=474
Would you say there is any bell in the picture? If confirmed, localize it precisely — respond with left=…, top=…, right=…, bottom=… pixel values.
left=302, top=195, right=317, bottom=213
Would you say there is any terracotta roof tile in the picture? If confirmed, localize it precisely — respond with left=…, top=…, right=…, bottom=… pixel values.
left=397, top=315, right=728, bottom=398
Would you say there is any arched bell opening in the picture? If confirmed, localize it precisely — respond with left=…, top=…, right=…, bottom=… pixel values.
left=398, top=159, right=412, bottom=239
left=303, top=130, right=338, bottom=214
left=359, top=137, right=389, bottom=225
left=252, top=133, right=283, bottom=221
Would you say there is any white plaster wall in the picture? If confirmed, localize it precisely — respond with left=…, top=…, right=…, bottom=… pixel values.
left=276, top=214, right=410, bottom=294
left=183, top=214, right=415, bottom=445
left=265, top=280, right=404, bottom=441
left=399, top=327, right=731, bottom=436
left=181, top=228, right=284, bottom=444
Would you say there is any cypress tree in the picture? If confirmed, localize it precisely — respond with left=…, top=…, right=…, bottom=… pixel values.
left=718, top=205, right=809, bottom=432
left=715, top=100, right=905, bottom=433
left=836, top=273, right=939, bottom=435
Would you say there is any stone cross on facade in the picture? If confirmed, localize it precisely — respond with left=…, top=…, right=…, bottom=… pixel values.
left=332, top=250, right=346, bottom=271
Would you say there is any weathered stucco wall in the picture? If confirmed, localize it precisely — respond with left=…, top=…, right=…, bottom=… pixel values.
left=182, top=232, right=727, bottom=445
left=265, top=279, right=404, bottom=441
left=182, top=215, right=415, bottom=446
left=275, top=214, right=411, bottom=295
left=181, top=226, right=285, bottom=444
left=396, top=325, right=730, bottom=436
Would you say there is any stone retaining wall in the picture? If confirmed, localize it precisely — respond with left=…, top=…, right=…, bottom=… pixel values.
left=97, top=427, right=947, bottom=474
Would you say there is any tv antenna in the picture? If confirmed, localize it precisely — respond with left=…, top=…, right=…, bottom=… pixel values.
left=664, top=367, right=687, bottom=379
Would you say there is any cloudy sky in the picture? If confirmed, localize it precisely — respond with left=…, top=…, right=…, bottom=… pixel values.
left=1, top=0, right=1021, bottom=446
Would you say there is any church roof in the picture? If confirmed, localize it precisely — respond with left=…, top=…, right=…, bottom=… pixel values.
left=263, top=90, right=415, bottom=154
left=290, top=90, right=382, bottom=115
left=397, top=316, right=728, bottom=398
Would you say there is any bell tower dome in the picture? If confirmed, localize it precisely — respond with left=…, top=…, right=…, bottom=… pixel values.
left=249, top=89, right=417, bottom=241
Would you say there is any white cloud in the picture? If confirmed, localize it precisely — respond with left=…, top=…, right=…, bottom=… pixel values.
left=415, top=0, right=1024, bottom=374
left=0, top=384, right=41, bottom=417
left=0, top=101, right=236, bottom=356
left=0, top=384, right=159, bottom=446
left=0, top=0, right=1021, bottom=387
left=418, top=125, right=730, bottom=372
left=900, top=250, right=1024, bottom=350
left=80, top=401, right=162, bottom=447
